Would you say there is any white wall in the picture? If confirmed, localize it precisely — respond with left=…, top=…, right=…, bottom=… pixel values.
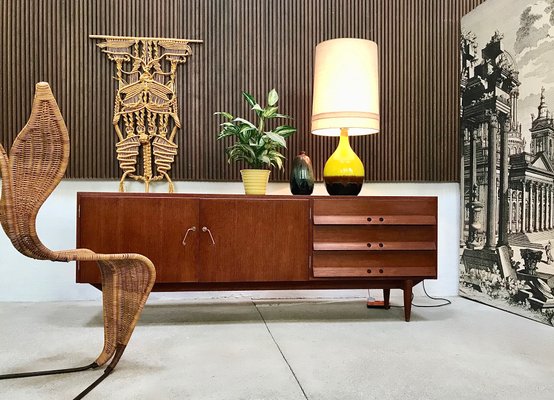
left=0, top=180, right=460, bottom=302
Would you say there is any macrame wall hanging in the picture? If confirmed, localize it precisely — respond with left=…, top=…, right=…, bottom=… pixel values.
left=90, top=34, right=202, bottom=192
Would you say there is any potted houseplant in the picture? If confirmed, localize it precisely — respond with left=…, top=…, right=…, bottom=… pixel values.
left=215, top=89, right=296, bottom=194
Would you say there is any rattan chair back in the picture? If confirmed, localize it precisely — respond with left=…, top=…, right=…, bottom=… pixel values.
left=0, top=82, right=156, bottom=400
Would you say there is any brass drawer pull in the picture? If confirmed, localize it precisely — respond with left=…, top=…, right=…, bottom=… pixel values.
left=182, top=226, right=197, bottom=246
left=202, top=226, right=216, bottom=245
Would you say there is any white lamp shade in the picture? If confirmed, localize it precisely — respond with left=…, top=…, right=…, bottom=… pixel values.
left=311, top=38, right=380, bottom=136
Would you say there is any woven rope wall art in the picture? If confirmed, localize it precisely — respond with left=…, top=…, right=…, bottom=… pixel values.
left=90, top=34, right=202, bottom=192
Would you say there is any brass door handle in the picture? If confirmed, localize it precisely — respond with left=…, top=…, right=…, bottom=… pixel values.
left=182, top=226, right=197, bottom=246
left=202, top=226, right=216, bottom=245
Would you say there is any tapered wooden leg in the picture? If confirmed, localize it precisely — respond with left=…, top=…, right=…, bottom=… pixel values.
left=403, top=280, right=413, bottom=322
left=383, top=289, right=390, bottom=309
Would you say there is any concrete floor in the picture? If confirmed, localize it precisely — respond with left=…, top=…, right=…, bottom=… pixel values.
left=0, top=296, right=553, bottom=400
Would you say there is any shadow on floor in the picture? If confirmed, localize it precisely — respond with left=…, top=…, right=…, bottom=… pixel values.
left=33, top=297, right=453, bottom=329
left=67, top=299, right=444, bottom=327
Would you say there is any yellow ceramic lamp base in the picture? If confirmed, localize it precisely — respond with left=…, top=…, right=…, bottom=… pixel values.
left=323, top=128, right=364, bottom=195
left=241, top=169, right=271, bottom=195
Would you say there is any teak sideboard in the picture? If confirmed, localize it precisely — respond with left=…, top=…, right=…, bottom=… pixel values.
left=76, top=193, right=438, bottom=321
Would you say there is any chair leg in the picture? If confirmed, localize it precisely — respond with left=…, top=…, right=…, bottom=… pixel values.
left=0, top=345, right=126, bottom=400
left=0, top=362, right=98, bottom=380
left=73, top=344, right=126, bottom=400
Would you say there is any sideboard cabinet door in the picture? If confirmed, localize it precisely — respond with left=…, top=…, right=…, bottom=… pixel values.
left=197, top=198, right=310, bottom=282
left=78, top=196, right=200, bottom=283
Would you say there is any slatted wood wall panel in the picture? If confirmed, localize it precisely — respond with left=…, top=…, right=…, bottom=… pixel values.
left=0, top=0, right=485, bottom=182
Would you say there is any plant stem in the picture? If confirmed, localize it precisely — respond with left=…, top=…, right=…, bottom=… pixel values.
left=257, top=116, right=265, bottom=168
left=258, top=116, right=265, bottom=137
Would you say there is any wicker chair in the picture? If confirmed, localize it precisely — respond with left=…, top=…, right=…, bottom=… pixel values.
left=0, top=82, right=156, bottom=399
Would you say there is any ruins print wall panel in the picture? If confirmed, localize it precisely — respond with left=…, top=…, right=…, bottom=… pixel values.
left=460, top=0, right=554, bottom=326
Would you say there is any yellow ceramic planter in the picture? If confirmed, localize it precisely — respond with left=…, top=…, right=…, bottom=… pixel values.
left=240, top=169, right=271, bottom=195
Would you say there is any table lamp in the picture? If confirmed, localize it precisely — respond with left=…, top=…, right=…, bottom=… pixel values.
left=311, top=38, right=380, bottom=195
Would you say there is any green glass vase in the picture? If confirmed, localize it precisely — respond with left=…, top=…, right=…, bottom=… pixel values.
left=290, top=151, right=315, bottom=195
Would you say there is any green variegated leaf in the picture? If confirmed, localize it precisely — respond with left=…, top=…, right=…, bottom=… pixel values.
left=273, top=156, right=283, bottom=170
left=274, top=113, right=292, bottom=119
left=262, top=106, right=278, bottom=118
left=240, top=125, right=255, bottom=134
left=238, top=143, right=256, bottom=158
left=252, top=104, right=263, bottom=115
left=242, top=92, right=257, bottom=107
left=214, top=111, right=234, bottom=120
left=264, top=131, right=286, bottom=148
left=267, top=89, right=279, bottom=106
left=274, top=126, right=297, bottom=137
left=239, top=132, right=249, bottom=144
left=239, top=126, right=254, bottom=143
left=217, top=130, right=238, bottom=140
left=233, top=118, right=256, bottom=128
left=269, top=150, right=285, bottom=159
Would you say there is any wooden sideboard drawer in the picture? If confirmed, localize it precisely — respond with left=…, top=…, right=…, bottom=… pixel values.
left=312, top=198, right=436, bottom=225
left=313, top=214, right=436, bottom=225
left=312, top=251, right=437, bottom=279
left=313, top=225, right=436, bottom=251
left=313, top=266, right=436, bottom=278
left=313, top=197, right=436, bottom=215
left=313, top=242, right=436, bottom=251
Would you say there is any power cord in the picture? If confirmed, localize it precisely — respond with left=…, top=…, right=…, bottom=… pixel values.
left=412, top=281, right=451, bottom=307
left=367, top=281, right=451, bottom=308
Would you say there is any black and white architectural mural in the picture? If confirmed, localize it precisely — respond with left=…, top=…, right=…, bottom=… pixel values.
left=460, top=0, right=554, bottom=326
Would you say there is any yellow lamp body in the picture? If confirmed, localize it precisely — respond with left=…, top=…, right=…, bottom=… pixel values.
left=323, top=129, right=364, bottom=195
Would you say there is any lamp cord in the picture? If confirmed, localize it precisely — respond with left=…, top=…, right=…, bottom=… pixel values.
left=368, top=281, right=451, bottom=308
left=412, top=281, right=451, bottom=307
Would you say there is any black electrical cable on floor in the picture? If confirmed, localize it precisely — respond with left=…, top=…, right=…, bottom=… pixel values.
left=368, top=281, right=451, bottom=308
left=412, top=281, right=451, bottom=308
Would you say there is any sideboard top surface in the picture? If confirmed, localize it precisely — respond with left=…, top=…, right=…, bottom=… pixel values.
left=76, top=192, right=438, bottom=202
